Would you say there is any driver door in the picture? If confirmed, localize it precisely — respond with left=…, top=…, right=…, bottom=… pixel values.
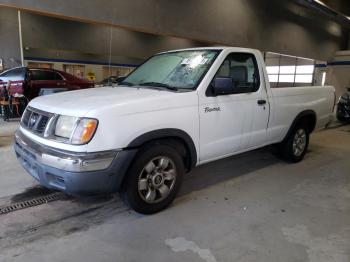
left=199, top=52, right=269, bottom=163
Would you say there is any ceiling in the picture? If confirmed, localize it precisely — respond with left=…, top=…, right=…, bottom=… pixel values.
left=323, top=0, right=350, bottom=16
left=293, top=0, right=350, bottom=27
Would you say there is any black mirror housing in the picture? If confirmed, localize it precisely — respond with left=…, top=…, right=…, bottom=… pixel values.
left=212, top=77, right=235, bottom=96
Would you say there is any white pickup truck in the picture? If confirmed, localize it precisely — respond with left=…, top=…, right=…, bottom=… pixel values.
left=15, top=47, right=335, bottom=214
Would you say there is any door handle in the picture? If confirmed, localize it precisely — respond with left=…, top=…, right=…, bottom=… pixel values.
left=257, top=99, right=266, bottom=105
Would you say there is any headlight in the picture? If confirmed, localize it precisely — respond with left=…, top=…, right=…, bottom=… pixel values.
left=55, top=116, right=79, bottom=138
left=71, top=118, right=98, bottom=145
left=54, top=115, right=98, bottom=145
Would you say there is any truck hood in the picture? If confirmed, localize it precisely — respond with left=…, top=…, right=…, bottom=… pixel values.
left=29, top=86, right=197, bottom=117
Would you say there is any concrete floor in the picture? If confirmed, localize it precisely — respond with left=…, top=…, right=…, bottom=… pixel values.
left=0, top=120, right=349, bottom=262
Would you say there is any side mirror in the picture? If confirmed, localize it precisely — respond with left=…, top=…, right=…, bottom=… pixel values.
left=212, top=77, right=235, bottom=96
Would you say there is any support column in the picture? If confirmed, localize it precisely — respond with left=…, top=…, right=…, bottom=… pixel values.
left=0, top=7, right=22, bottom=70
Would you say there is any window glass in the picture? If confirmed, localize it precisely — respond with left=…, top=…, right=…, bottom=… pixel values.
left=296, top=65, right=314, bottom=74
left=264, top=52, right=316, bottom=87
left=266, top=66, right=279, bottom=74
left=123, top=50, right=219, bottom=89
left=279, top=66, right=296, bottom=74
left=31, top=70, right=62, bottom=81
left=214, top=53, right=260, bottom=93
left=0, top=67, right=26, bottom=78
left=268, top=75, right=279, bottom=83
left=53, top=72, right=63, bottom=80
left=295, top=74, right=313, bottom=83
left=279, top=75, right=295, bottom=83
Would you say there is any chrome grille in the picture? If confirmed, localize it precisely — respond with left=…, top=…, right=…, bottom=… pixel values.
left=36, top=115, right=49, bottom=133
left=21, top=107, right=54, bottom=136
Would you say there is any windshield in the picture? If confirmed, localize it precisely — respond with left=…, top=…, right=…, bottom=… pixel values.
left=121, top=50, right=220, bottom=90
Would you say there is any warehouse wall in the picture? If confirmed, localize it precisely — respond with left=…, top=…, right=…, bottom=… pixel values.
left=0, top=8, right=21, bottom=70
left=21, top=12, right=206, bottom=65
left=326, top=50, right=350, bottom=98
left=0, top=0, right=348, bottom=60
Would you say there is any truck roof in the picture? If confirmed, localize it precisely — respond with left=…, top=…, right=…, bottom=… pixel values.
left=157, top=46, right=260, bottom=55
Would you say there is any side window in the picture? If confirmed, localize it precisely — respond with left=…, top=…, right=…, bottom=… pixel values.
left=0, top=68, right=26, bottom=78
left=53, top=72, right=63, bottom=80
left=214, top=53, right=260, bottom=94
left=31, top=70, right=61, bottom=80
left=31, top=70, right=45, bottom=80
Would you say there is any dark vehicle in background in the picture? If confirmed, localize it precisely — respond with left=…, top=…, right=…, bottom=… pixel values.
left=95, top=76, right=126, bottom=87
left=336, top=88, right=350, bottom=122
left=0, top=67, right=95, bottom=100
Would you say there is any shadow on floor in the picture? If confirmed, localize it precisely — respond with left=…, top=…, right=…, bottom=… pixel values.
left=10, top=185, right=56, bottom=203
left=180, top=146, right=280, bottom=197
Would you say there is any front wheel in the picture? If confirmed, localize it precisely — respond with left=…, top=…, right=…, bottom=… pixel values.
left=121, top=143, right=184, bottom=214
left=279, top=125, right=309, bottom=163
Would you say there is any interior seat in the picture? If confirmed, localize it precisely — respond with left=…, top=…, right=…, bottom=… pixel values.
left=230, top=66, right=248, bottom=88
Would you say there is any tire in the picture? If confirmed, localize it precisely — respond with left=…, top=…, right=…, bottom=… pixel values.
left=336, top=114, right=349, bottom=123
left=279, top=124, right=309, bottom=163
left=121, top=143, right=185, bottom=214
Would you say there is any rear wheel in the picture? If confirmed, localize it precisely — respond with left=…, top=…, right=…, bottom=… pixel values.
left=279, top=124, right=309, bottom=163
left=121, top=143, right=184, bottom=214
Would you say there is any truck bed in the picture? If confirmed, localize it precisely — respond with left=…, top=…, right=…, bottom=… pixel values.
left=268, top=85, right=335, bottom=143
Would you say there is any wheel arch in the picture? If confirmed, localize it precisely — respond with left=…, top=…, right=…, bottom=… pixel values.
left=126, top=128, right=198, bottom=171
left=283, top=110, right=317, bottom=142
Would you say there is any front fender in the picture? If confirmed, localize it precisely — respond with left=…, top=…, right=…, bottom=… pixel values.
left=127, top=128, right=198, bottom=169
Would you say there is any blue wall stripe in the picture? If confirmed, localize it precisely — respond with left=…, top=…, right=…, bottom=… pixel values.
left=315, top=61, right=350, bottom=68
left=24, top=56, right=139, bottom=68
left=327, top=61, right=350, bottom=66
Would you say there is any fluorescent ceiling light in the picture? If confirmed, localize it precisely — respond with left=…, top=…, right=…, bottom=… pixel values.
left=314, top=0, right=327, bottom=7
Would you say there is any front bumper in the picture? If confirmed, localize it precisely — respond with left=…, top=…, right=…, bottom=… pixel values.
left=14, top=130, right=137, bottom=194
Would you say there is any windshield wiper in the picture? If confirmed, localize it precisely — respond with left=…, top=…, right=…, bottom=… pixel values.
left=139, top=82, right=178, bottom=91
left=118, top=81, right=135, bottom=86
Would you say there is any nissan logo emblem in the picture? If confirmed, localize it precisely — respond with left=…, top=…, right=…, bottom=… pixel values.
left=29, top=114, right=38, bottom=128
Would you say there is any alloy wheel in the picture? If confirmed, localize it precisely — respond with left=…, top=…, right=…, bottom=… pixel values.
left=137, top=156, right=177, bottom=204
left=292, top=129, right=307, bottom=157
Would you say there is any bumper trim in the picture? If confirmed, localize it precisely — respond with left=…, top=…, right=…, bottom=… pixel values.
left=15, top=130, right=118, bottom=172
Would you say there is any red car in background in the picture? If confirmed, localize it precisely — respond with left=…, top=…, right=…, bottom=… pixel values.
left=0, top=67, right=94, bottom=120
left=0, top=67, right=94, bottom=100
